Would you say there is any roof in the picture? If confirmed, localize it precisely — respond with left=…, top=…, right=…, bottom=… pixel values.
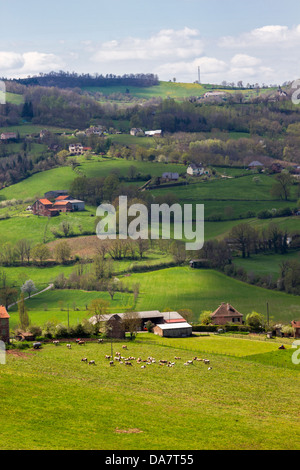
left=155, top=322, right=192, bottom=330
left=53, top=201, right=72, bottom=206
left=291, top=320, right=300, bottom=328
left=162, top=172, right=179, bottom=179
left=0, top=305, right=9, bottom=319
left=249, top=160, right=263, bottom=167
left=211, top=303, right=243, bottom=318
left=55, top=195, right=69, bottom=200
left=38, top=198, right=53, bottom=205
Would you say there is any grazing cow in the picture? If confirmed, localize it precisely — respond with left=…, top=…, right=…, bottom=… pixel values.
left=78, top=340, right=85, bottom=346
left=204, top=359, right=210, bottom=364
left=187, top=360, right=193, bottom=365
left=105, top=355, right=111, bottom=359
left=89, top=360, right=96, bottom=365
left=67, top=344, right=72, bottom=349
left=33, top=342, right=42, bottom=349
left=141, top=365, right=146, bottom=369
left=174, top=356, right=181, bottom=360
left=125, top=361, right=132, bottom=366
left=208, top=367, right=212, bottom=370
left=122, top=345, right=127, bottom=350
left=98, top=339, right=103, bottom=343
left=81, top=358, right=88, bottom=362
left=109, top=361, right=115, bottom=366
left=53, top=340, right=59, bottom=345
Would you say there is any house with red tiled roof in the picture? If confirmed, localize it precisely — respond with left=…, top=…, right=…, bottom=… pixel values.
left=52, top=200, right=73, bottom=212
left=32, top=199, right=59, bottom=217
left=291, top=320, right=300, bottom=338
left=210, top=302, right=243, bottom=325
left=0, top=305, right=10, bottom=343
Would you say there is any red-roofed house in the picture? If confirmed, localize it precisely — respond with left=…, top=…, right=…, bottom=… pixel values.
left=0, top=305, right=10, bottom=343
left=211, top=302, right=243, bottom=325
left=291, top=320, right=300, bottom=338
left=32, top=199, right=59, bottom=217
left=52, top=200, right=73, bottom=212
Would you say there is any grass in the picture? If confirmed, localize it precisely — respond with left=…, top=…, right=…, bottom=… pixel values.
left=0, top=124, right=74, bottom=136
left=125, top=267, right=300, bottom=323
left=0, top=336, right=299, bottom=450
left=7, top=266, right=300, bottom=327
left=233, top=250, right=300, bottom=279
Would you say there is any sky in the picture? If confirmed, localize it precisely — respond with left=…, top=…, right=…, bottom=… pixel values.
left=0, top=0, right=300, bottom=85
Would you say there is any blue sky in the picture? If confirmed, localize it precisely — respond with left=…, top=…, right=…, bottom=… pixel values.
left=1, top=0, right=300, bottom=84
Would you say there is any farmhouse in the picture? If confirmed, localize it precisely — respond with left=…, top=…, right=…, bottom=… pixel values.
left=55, top=195, right=85, bottom=211
left=0, top=305, right=10, bottom=343
left=291, top=320, right=300, bottom=338
left=210, top=302, right=243, bottom=325
left=69, top=143, right=84, bottom=155
left=130, top=128, right=144, bottom=136
left=153, top=322, right=192, bottom=338
left=89, top=310, right=187, bottom=332
left=0, top=132, right=17, bottom=140
left=248, top=160, right=264, bottom=169
left=32, top=199, right=59, bottom=217
left=187, top=163, right=204, bottom=176
left=52, top=200, right=73, bottom=213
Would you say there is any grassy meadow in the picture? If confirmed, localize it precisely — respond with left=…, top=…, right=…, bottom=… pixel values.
left=0, top=335, right=299, bottom=450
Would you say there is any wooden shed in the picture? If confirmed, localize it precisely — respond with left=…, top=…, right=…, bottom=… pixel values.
left=105, top=314, right=125, bottom=339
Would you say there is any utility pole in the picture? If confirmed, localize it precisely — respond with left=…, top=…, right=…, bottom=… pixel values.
left=267, top=302, right=269, bottom=327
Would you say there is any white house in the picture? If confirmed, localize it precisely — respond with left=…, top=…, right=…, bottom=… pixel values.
left=187, top=163, right=204, bottom=176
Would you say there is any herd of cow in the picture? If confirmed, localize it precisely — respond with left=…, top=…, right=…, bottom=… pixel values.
left=44, top=339, right=213, bottom=371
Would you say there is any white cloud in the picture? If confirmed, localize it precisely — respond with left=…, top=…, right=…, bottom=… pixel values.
left=1, top=51, right=64, bottom=78
left=91, top=28, right=204, bottom=62
left=0, top=52, right=24, bottom=70
left=230, top=54, right=261, bottom=68
left=219, top=24, right=300, bottom=48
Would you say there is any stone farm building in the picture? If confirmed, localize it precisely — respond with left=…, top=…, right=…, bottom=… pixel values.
left=0, top=305, right=10, bottom=343
left=32, top=199, right=59, bottom=217
left=89, top=310, right=192, bottom=337
left=32, top=195, right=85, bottom=217
left=210, top=302, right=243, bottom=325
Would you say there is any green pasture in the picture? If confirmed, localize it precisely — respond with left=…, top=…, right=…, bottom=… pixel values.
left=234, top=250, right=300, bottom=279
left=126, top=267, right=300, bottom=323
left=0, top=336, right=299, bottom=450
left=7, top=267, right=300, bottom=327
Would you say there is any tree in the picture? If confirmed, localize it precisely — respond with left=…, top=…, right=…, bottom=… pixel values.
left=21, top=279, right=37, bottom=298
left=229, top=223, right=256, bottom=258
left=270, top=172, right=293, bottom=201
left=122, top=311, right=141, bottom=339
left=199, top=311, right=212, bottom=325
left=31, top=244, right=50, bottom=265
left=18, top=293, right=30, bottom=330
left=246, top=311, right=265, bottom=330
left=15, top=239, right=32, bottom=264
left=54, top=241, right=72, bottom=264
left=88, top=299, right=110, bottom=331
left=177, top=309, right=193, bottom=323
